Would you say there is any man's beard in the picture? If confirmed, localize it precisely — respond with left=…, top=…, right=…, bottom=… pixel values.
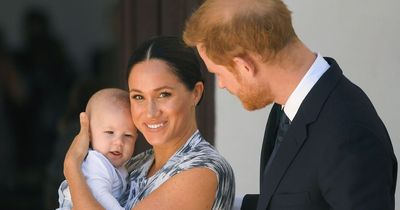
left=237, top=84, right=272, bottom=111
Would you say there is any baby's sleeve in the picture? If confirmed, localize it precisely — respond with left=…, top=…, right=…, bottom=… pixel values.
left=83, top=151, right=125, bottom=210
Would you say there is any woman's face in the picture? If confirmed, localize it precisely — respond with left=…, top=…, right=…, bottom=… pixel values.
left=128, top=59, right=203, bottom=148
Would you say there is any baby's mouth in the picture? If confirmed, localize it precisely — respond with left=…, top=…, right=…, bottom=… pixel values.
left=110, top=151, right=122, bottom=157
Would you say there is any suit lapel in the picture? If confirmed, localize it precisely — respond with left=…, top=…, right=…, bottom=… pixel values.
left=257, top=57, right=343, bottom=210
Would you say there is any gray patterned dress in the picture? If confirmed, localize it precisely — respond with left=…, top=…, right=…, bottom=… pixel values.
left=123, top=130, right=235, bottom=210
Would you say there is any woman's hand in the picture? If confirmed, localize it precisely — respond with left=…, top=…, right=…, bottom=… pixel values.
left=62, top=112, right=104, bottom=210
left=64, top=112, right=90, bottom=179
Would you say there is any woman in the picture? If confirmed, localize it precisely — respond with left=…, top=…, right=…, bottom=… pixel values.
left=64, top=36, right=235, bottom=210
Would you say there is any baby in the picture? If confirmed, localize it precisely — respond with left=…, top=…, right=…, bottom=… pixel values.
left=57, top=88, right=137, bottom=210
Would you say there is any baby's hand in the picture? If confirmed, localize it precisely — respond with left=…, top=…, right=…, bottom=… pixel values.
left=64, top=112, right=90, bottom=177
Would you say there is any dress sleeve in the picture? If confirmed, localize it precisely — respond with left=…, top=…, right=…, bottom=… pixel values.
left=178, top=146, right=235, bottom=210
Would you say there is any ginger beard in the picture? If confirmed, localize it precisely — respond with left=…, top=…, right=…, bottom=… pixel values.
left=232, top=69, right=273, bottom=111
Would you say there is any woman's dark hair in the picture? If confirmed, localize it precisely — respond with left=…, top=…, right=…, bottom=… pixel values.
left=127, top=36, right=204, bottom=94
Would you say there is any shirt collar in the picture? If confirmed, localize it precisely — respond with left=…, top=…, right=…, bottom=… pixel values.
left=283, top=53, right=330, bottom=121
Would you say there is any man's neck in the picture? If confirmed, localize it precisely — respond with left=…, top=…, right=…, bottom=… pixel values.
left=263, top=39, right=316, bottom=105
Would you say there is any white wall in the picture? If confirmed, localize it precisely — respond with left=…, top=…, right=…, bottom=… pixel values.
left=215, top=0, right=400, bottom=206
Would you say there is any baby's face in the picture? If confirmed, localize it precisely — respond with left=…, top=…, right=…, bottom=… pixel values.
left=90, top=105, right=137, bottom=167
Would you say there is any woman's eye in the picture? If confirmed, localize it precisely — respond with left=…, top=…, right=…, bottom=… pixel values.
left=131, top=95, right=144, bottom=100
left=159, top=92, right=171, bottom=98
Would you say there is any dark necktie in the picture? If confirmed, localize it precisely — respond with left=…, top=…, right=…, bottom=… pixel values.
left=263, top=110, right=291, bottom=174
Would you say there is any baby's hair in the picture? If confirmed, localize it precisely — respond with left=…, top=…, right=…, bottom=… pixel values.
left=85, top=88, right=130, bottom=118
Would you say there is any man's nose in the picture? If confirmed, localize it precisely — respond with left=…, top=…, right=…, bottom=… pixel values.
left=217, top=78, right=225, bottom=89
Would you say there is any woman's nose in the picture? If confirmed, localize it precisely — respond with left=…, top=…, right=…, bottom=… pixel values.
left=146, top=100, right=160, bottom=118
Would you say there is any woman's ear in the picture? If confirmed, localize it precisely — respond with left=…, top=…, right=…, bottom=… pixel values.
left=232, top=55, right=256, bottom=76
left=193, top=82, right=204, bottom=106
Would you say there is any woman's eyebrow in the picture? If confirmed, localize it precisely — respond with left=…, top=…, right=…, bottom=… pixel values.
left=129, top=86, right=174, bottom=93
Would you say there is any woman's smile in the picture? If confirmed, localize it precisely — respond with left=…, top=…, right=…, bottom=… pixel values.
left=146, top=122, right=166, bottom=129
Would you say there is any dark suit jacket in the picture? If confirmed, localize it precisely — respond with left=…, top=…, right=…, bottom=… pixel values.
left=241, top=57, right=397, bottom=210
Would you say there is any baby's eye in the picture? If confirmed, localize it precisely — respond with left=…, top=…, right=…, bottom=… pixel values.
left=124, top=133, right=133, bottom=137
left=159, top=92, right=171, bottom=98
left=104, top=131, right=114, bottom=134
left=124, top=133, right=137, bottom=140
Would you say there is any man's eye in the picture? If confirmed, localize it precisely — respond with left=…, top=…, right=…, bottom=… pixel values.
left=132, top=95, right=144, bottom=100
left=159, top=92, right=171, bottom=98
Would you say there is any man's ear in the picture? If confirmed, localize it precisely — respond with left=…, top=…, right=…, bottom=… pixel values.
left=232, top=55, right=256, bottom=76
